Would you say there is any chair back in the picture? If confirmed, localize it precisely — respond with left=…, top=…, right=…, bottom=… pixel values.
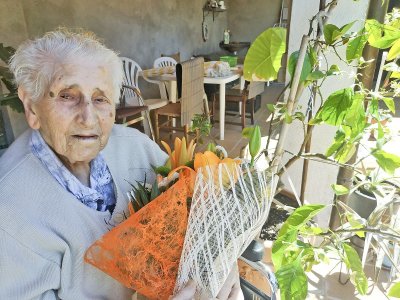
left=176, top=57, right=205, bottom=126
left=247, top=81, right=265, bottom=99
left=153, top=57, right=178, bottom=68
left=161, top=51, right=181, bottom=63
left=120, top=57, right=143, bottom=106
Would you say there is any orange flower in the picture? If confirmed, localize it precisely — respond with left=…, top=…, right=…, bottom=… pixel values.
left=194, top=151, right=241, bottom=187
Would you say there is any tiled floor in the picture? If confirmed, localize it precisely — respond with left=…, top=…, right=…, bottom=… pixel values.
left=157, top=83, right=397, bottom=299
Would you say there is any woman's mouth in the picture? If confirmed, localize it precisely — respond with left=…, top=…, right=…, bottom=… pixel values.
left=72, top=134, right=99, bottom=140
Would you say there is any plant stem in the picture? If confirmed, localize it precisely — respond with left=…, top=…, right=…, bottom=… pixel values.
left=272, top=34, right=310, bottom=175
left=318, top=227, right=400, bottom=241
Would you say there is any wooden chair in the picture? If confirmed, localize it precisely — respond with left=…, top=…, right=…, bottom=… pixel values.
left=154, top=57, right=206, bottom=144
left=217, top=81, right=265, bottom=129
left=115, top=85, right=154, bottom=140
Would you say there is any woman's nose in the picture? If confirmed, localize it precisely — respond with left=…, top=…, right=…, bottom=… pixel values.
left=77, top=100, right=97, bottom=126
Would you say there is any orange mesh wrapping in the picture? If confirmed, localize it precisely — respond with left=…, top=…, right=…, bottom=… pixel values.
left=84, top=174, right=191, bottom=300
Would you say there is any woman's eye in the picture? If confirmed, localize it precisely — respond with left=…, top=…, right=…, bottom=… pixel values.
left=94, top=96, right=109, bottom=104
left=59, top=92, right=79, bottom=102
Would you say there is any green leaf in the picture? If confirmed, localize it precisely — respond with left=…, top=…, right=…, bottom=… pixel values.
left=276, top=260, right=308, bottom=300
left=266, top=103, right=275, bottom=113
left=243, top=27, right=287, bottom=81
left=387, top=39, right=400, bottom=61
left=346, top=31, right=369, bottom=62
left=277, top=204, right=325, bottom=239
left=324, top=21, right=356, bottom=45
left=288, top=50, right=312, bottom=83
left=388, top=282, right=400, bottom=298
left=154, top=165, right=171, bottom=177
left=307, top=70, right=325, bottom=81
left=150, top=179, right=160, bottom=201
left=271, top=230, right=298, bottom=270
left=331, top=184, right=349, bottom=195
left=372, top=149, right=400, bottom=175
left=206, top=142, right=216, bottom=152
left=334, top=141, right=357, bottom=163
left=249, top=125, right=261, bottom=162
left=325, top=130, right=345, bottom=157
left=326, top=64, right=340, bottom=76
left=382, top=97, right=395, bottom=113
left=324, top=24, right=340, bottom=45
left=314, top=88, right=354, bottom=126
left=342, top=243, right=368, bottom=295
left=284, top=113, right=293, bottom=124
left=241, top=127, right=254, bottom=139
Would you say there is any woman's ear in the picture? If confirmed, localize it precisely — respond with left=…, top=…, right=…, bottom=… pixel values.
left=18, top=88, right=40, bottom=130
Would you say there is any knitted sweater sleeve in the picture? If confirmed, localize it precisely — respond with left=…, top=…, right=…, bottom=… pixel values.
left=0, top=228, right=60, bottom=300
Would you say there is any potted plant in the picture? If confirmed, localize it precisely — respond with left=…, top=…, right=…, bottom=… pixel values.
left=241, top=0, right=400, bottom=298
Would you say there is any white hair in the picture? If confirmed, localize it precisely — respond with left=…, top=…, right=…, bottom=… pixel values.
left=9, top=28, right=123, bottom=103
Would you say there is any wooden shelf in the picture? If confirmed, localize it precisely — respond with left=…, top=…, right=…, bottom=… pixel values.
left=203, top=6, right=226, bottom=21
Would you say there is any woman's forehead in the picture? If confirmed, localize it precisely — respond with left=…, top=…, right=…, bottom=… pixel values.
left=50, top=62, right=113, bottom=93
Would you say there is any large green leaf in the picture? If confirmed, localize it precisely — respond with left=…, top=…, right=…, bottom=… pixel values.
left=389, top=282, right=400, bottom=298
left=346, top=31, right=369, bottom=62
left=288, top=50, right=313, bottom=83
left=312, top=88, right=354, bottom=126
left=365, top=19, right=400, bottom=49
left=344, top=93, right=366, bottom=136
left=243, top=27, right=286, bottom=81
left=276, top=260, right=308, bottom=300
left=342, top=243, right=368, bottom=295
left=372, top=149, right=400, bottom=175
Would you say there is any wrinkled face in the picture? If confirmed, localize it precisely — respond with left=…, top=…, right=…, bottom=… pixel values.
left=31, top=62, right=116, bottom=166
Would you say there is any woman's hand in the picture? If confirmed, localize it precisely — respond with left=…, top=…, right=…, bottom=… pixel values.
left=215, top=263, right=244, bottom=300
left=170, top=280, right=196, bottom=300
left=170, top=263, right=243, bottom=300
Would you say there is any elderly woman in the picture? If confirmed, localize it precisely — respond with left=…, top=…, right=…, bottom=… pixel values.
left=0, top=30, right=241, bottom=300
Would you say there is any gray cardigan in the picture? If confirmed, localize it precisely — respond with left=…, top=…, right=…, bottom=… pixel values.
left=0, top=125, right=167, bottom=300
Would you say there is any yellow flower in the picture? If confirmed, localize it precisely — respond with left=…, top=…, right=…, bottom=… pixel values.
left=161, top=137, right=196, bottom=170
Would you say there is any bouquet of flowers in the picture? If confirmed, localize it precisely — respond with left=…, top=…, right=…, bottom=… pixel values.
left=85, top=133, right=277, bottom=299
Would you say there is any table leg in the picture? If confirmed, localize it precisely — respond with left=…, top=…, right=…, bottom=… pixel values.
left=169, top=81, right=177, bottom=103
left=158, top=82, right=168, bottom=100
left=219, top=83, right=226, bottom=140
left=168, top=81, right=178, bottom=128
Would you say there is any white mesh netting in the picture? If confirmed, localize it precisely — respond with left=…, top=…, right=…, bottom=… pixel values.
left=175, top=162, right=277, bottom=298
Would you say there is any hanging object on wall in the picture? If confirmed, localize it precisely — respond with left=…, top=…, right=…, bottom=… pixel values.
left=202, top=21, right=209, bottom=42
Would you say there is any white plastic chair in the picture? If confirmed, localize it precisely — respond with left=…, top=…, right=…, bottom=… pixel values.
left=153, top=56, right=178, bottom=68
left=153, top=57, right=178, bottom=100
left=120, top=57, right=169, bottom=138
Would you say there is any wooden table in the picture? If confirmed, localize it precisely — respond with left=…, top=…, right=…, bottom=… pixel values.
left=143, top=69, right=244, bottom=140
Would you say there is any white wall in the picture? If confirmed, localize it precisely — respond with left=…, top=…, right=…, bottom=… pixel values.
left=281, top=0, right=369, bottom=227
